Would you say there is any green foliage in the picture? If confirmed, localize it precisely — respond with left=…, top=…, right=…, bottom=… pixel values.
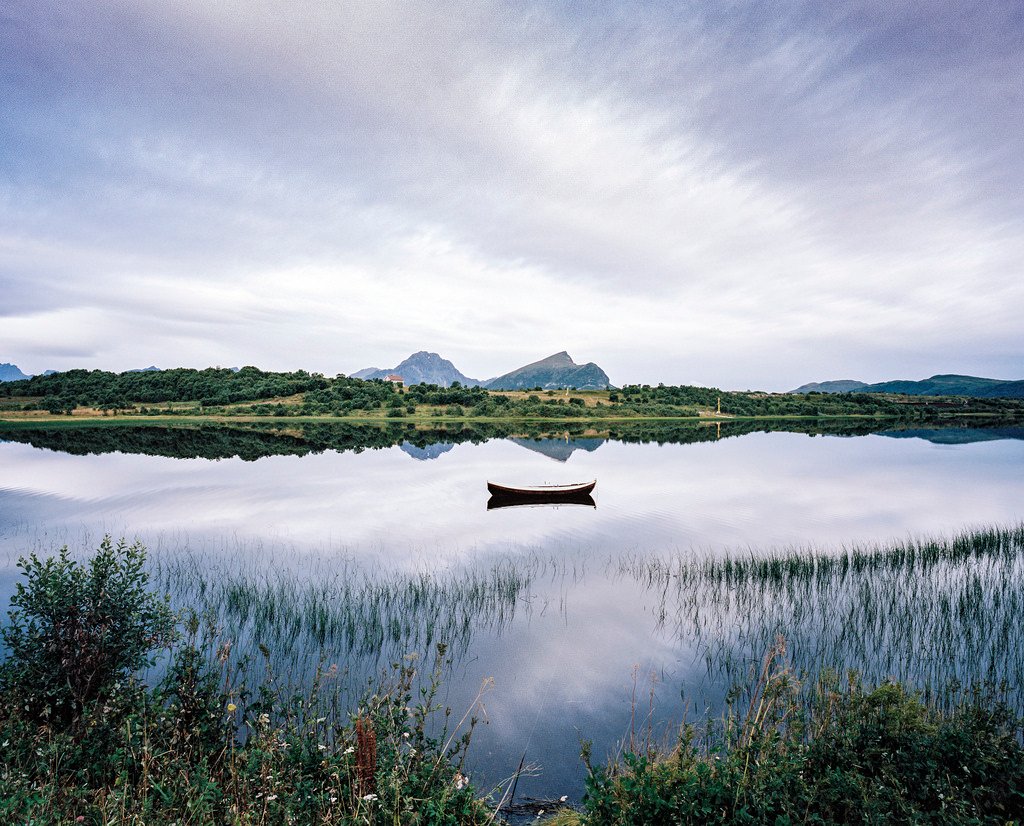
left=578, top=647, right=1024, bottom=825
left=4, top=363, right=1023, bottom=422
left=0, top=537, right=176, bottom=725
left=1, top=366, right=329, bottom=407
left=0, top=543, right=493, bottom=824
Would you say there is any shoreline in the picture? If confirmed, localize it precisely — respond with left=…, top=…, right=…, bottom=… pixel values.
left=0, top=411, right=1014, bottom=429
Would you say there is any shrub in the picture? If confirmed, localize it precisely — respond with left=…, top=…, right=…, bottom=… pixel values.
left=0, top=537, right=175, bottom=726
left=577, top=642, right=1024, bottom=825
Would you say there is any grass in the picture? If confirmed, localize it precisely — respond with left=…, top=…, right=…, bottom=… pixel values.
left=140, top=521, right=1024, bottom=768
left=551, top=639, right=1024, bottom=825
left=3, top=524, right=1024, bottom=823
left=152, top=547, right=535, bottom=680
left=617, top=523, right=1024, bottom=701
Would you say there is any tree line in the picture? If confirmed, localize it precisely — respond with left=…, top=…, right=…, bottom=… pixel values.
left=3, top=367, right=1023, bottom=420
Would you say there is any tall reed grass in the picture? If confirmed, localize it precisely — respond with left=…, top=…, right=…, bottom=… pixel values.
left=616, top=523, right=1024, bottom=703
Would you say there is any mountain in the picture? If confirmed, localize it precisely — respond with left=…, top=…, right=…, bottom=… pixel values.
left=790, top=380, right=868, bottom=394
left=127, top=365, right=160, bottom=373
left=354, top=352, right=482, bottom=387
left=484, top=351, right=612, bottom=390
left=0, top=363, right=31, bottom=382
left=790, top=374, right=1024, bottom=399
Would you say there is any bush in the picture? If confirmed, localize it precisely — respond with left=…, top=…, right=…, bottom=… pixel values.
left=0, top=537, right=175, bottom=726
left=576, top=642, right=1024, bottom=825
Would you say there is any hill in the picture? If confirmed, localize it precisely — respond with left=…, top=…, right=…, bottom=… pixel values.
left=484, top=351, right=612, bottom=390
left=790, top=380, right=868, bottom=394
left=0, top=363, right=32, bottom=382
left=354, top=352, right=482, bottom=387
left=791, top=374, right=1024, bottom=399
left=865, top=374, right=1024, bottom=398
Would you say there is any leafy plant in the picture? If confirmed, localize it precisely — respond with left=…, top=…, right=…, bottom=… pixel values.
left=574, top=643, right=1024, bottom=825
left=0, top=537, right=176, bottom=725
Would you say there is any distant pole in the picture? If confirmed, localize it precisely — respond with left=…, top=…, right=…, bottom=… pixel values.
left=717, top=396, right=721, bottom=415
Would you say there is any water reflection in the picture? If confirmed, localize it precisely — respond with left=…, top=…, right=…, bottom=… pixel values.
left=8, top=418, right=1020, bottom=463
left=487, top=492, right=597, bottom=510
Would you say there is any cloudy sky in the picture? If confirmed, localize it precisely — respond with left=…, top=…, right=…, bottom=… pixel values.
left=1, top=0, right=1021, bottom=390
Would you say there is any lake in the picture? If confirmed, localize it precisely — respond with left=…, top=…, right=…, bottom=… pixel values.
left=2, top=420, right=1023, bottom=801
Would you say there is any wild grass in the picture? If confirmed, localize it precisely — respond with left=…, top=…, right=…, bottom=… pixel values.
left=616, top=523, right=1024, bottom=704
left=554, top=638, right=1024, bottom=825
left=145, top=546, right=540, bottom=706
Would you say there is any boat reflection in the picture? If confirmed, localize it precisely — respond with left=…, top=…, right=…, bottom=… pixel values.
left=487, top=492, right=597, bottom=510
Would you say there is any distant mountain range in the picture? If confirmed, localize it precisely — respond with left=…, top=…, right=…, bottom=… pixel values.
left=0, top=363, right=63, bottom=382
left=790, top=374, right=1024, bottom=399
left=352, top=350, right=612, bottom=390
left=0, top=363, right=164, bottom=382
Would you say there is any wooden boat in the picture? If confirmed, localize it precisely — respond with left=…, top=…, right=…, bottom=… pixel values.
left=486, top=479, right=596, bottom=497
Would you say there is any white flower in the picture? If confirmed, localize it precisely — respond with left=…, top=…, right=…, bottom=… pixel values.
left=329, top=797, right=338, bottom=803
left=453, top=772, right=468, bottom=790
left=318, top=744, right=327, bottom=751
left=559, top=796, right=568, bottom=802
left=362, top=793, right=378, bottom=801
left=344, top=746, right=355, bottom=755
left=267, top=794, right=278, bottom=802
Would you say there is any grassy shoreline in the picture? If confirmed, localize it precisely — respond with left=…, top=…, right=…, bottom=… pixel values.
left=0, top=410, right=1013, bottom=428
left=3, top=525, right=1024, bottom=823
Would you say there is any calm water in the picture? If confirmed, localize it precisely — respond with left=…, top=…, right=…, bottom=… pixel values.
left=2, top=421, right=1023, bottom=800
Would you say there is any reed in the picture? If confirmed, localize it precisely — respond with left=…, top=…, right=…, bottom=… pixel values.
left=616, top=523, right=1024, bottom=704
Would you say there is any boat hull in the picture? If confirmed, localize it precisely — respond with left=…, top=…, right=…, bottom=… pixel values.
left=486, top=480, right=596, bottom=497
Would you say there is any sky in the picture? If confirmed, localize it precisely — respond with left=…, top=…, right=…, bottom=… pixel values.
left=1, top=0, right=1022, bottom=391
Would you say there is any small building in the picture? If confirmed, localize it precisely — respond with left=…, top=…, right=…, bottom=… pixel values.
left=385, top=374, right=404, bottom=384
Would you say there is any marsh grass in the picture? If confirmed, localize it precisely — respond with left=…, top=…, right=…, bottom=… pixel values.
left=153, top=549, right=534, bottom=676
left=617, top=523, right=1024, bottom=703
left=141, top=523, right=1024, bottom=719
